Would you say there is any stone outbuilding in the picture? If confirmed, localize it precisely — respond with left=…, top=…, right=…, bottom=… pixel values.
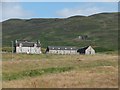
left=77, top=46, right=95, bottom=55
left=45, top=46, right=77, bottom=54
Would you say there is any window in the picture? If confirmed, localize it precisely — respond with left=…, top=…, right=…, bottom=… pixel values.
left=19, top=43, right=22, bottom=47
left=20, top=47, right=22, bottom=52
left=34, top=43, right=37, bottom=47
left=35, top=48, right=37, bottom=53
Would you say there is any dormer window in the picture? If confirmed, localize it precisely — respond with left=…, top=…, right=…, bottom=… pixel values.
left=34, top=43, right=37, bottom=47
left=19, top=43, right=22, bottom=47
left=65, top=48, right=67, bottom=49
left=58, top=48, right=60, bottom=49
left=52, top=48, right=54, bottom=49
left=71, top=48, right=72, bottom=49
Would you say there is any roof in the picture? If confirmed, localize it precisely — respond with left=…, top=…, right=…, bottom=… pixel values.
left=77, top=46, right=89, bottom=53
left=79, top=46, right=89, bottom=50
left=15, top=40, right=41, bottom=47
left=16, top=40, right=30, bottom=43
left=77, top=46, right=94, bottom=52
left=47, top=46, right=77, bottom=50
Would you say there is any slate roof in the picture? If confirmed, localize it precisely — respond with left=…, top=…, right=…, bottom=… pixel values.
left=15, top=40, right=41, bottom=47
left=47, top=46, right=77, bottom=50
left=77, top=46, right=90, bottom=53
left=16, top=40, right=30, bottom=43
left=79, top=46, right=89, bottom=50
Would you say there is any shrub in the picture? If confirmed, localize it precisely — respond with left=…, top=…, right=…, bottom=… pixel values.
left=2, top=47, right=12, bottom=52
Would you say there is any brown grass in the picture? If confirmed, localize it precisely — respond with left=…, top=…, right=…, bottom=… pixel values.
left=3, top=68, right=118, bottom=88
left=2, top=53, right=118, bottom=88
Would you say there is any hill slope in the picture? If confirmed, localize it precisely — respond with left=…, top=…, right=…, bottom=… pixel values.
left=2, top=12, right=118, bottom=52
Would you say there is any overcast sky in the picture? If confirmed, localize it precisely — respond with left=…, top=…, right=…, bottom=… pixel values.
left=1, top=1, right=118, bottom=22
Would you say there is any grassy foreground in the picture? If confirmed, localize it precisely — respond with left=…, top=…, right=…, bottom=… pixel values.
left=2, top=53, right=118, bottom=88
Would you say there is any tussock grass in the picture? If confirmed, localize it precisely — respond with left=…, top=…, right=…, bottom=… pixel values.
left=2, top=53, right=118, bottom=88
left=3, top=67, right=74, bottom=81
left=3, top=69, right=118, bottom=88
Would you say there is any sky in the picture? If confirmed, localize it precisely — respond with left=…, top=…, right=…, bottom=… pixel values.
left=1, top=1, right=119, bottom=22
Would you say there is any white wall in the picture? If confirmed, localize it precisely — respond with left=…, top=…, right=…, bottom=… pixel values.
left=16, top=46, right=42, bottom=54
left=85, top=46, right=95, bottom=55
left=48, top=50, right=77, bottom=54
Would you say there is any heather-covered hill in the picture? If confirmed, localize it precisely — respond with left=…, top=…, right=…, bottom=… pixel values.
left=2, top=12, right=118, bottom=52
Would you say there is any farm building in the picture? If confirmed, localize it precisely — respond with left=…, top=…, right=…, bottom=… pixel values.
left=78, top=35, right=88, bottom=40
left=45, top=46, right=77, bottom=54
left=14, top=40, right=42, bottom=54
left=77, top=46, right=95, bottom=55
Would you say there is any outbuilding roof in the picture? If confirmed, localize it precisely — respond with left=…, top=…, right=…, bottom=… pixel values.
left=78, top=46, right=89, bottom=50
left=77, top=46, right=93, bottom=52
left=47, top=46, right=77, bottom=50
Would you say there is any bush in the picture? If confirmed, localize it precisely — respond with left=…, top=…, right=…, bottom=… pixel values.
left=2, top=47, right=12, bottom=52
left=41, top=48, right=46, bottom=54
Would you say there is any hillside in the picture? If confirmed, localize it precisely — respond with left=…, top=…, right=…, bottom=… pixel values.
left=2, top=12, right=118, bottom=52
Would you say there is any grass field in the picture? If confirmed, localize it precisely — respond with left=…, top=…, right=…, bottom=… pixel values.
left=2, top=53, right=118, bottom=88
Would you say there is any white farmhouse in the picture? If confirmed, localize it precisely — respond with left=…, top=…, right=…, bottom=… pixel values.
left=14, top=40, right=42, bottom=54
